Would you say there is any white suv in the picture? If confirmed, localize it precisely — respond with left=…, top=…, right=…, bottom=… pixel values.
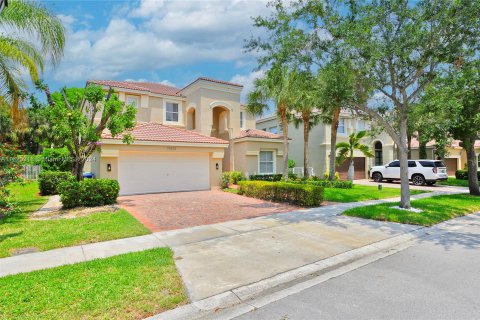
left=370, top=160, right=448, bottom=186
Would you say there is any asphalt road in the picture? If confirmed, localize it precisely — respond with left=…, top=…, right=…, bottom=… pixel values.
left=235, top=216, right=480, bottom=320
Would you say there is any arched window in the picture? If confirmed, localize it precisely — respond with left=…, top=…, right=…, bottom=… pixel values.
left=374, top=141, right=383, bottom=166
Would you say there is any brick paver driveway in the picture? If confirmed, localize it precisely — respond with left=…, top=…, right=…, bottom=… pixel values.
left=118, top=190, right=301, bottom=232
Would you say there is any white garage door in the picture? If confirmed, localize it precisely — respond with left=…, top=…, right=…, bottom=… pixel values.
left=118, top=152, right=210, bottom=195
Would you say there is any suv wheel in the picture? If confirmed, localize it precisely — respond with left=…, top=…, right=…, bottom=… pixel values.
left=372, top=172, right=383, bottom=182
left=412, top=174, right=426, bottom=186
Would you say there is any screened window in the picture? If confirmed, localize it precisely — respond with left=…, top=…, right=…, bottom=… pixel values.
left=337, top=118, right=345, bottom=134
left=374, top=141, right=383, bottom=166
left=126, top=96, right=139, bottom=108
left=166, top=102, right=179, bottom=122
left=259, top=151, right=274, bottom=174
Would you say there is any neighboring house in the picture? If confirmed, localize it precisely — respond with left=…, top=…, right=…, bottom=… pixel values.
left=410, top=138, right=480, bottom=176
left=86, top=78, right=284, bottom=195
left=256, top=110, right=396, bottom=179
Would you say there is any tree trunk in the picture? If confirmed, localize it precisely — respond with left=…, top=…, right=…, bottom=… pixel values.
left=399, top=112, right=411, bottom=208
left=303, top=113, right=310, bottom=179
left=464, top=139, right=480, bottom=196
left=347, top=159, right=354, bottom=181
left=280, top=106, right=289, bottom=182
left=72, top=158, right=85, bottom=182
left=329, top=108, right=341, bottom=181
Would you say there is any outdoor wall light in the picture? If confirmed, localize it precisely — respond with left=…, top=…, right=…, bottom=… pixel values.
left=107, top=164, right=112, bottom=172
left=216, top=163, right=219, bottom=170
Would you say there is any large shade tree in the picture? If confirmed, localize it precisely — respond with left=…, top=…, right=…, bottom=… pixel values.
left=309, top=0, right=479, bottom=208
left=420, top=59, right=480, bottom=195
left=38, top=84, right=136, bottom=181
left=0, top=0, right=65, bottom=100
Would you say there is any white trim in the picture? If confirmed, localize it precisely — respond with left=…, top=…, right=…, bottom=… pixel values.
left=258, top=149, right=276, bottom=174
left=101, top=139, right=228, bottom=148
left=163, top=100, right=182, bottom=125
left=209, top=101, right=234, bottom=111
left=233, top=137, right=285, bottom=143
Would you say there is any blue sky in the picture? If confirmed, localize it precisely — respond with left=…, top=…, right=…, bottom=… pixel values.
left=40, top=0, right=270, bottom=101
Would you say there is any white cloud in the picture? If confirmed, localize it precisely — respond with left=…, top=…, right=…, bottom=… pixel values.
left=48, top=0, right=271, bottom=84
left=230, top=70, right=264, bottom=102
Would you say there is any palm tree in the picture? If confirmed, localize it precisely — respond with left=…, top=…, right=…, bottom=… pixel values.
left=0, top=0, right=65, bottom=107
left=335, top=130, right=374, bottom=181
left=318, top=54, right=356, bottom=181
left=246, top=65, right=299, bottom=181
left=292, top=72, right=322, bottom=179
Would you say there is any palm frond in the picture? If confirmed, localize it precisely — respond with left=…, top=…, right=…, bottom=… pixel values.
left=0, top=0, right=66, bottom=65
left=0, top=36, right=42, bottom=81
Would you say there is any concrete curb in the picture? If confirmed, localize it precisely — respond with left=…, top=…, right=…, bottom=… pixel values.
left=147, top=226, right=427, bottom=320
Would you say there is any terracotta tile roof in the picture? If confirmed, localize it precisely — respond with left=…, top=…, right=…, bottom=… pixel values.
left=235, top=128, right=283, bottom=140
left=102, top=122, right=229, bottom=145
left=88, top=80, right=183, bottom=97
left=410, top=138, right=480, bottom=149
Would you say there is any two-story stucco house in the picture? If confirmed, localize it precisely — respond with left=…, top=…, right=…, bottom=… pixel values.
left=256, top=111, right=397, bottom=179
left=87, top=78, right=284, bottom=195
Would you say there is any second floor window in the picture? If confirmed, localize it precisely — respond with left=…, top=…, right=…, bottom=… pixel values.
left=166, top=102, right=179, bottom=122
left=126, top=96, right=139, bottom=108
left=240, top=111, right=244, bottom=128
left=337, top=118, right=345, bottom=134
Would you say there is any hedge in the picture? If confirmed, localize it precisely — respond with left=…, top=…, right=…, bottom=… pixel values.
left=58, top=179, right=120, bottom=209
left=455, top=170, right=480, bottom=180
left=249, top=174, right=283, bottom=182
left=296, top=180, right=353, bottom=189
left=221, top=171, right=246, bottom=188
left=38, top=171, right=76, bottom=195
left=238, top=181, right=323, bottom=207
left=41, top=148, right=72, bottom=172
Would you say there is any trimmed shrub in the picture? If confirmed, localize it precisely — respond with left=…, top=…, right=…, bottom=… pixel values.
left=41, top=148, right=72, bottom=172
left=220, top=171, right=246, bottom=188
left=455, top=169, right=480, bottom=180
left=38, top=171, right=76, bottom=195
left=296, top=179, right=353, bottom=189
left=58, top=180, right=82, bottom=209
left=323, top=171, right=340, bottom=181
left=58, top=178, right=120, bottom=209
left=249, top=174, right=283, bottom=182
left=238, top=181, right=323, bottom=207
left=229, top=171, right=245, bottom=184
left=220, top=172, right=230, bottom=189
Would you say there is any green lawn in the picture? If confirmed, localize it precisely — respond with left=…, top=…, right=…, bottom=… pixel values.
left=324, top=185, right=425, bottom=203
left=225, top=184, right=426, bottom=203
left=0, top=248, right=187, bottom=320
left=438, top=177, right=470, bottom=187
left=0, top=182, right=150, bottom=258
left=344, top=194, right=480, bottom=226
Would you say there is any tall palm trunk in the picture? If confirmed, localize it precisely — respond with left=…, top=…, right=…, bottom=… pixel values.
left=279, top=104, right=289, bottom=181
left=464, top=138, right=480, bottom=196
left=329, top=107, right=341, bottom=181
left=303, top=112, right=311, bottom=179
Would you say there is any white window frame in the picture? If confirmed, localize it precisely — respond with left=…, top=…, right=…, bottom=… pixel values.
left=258, top=150, right=276, bottom=174
left=337, top=118, right=345, bottom=134
left=125, top=95, right=139, bottom=108
left=163, top=100, right=182, bottom=124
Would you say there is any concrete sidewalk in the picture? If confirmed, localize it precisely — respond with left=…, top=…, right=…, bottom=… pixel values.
left=0, top=189, right=466, bottom=300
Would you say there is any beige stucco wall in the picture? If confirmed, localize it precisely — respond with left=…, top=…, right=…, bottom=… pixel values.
left=233, top=139, right=284, bottom=176
left=94, top=142, right=226, bottom=188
